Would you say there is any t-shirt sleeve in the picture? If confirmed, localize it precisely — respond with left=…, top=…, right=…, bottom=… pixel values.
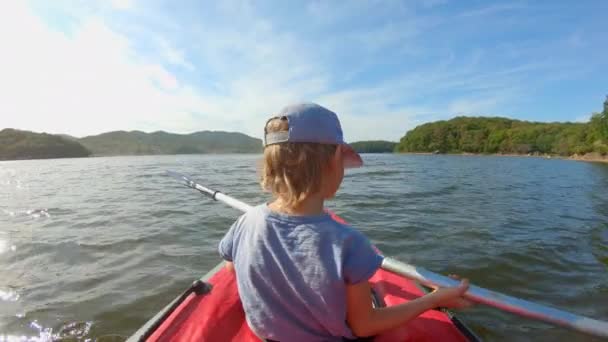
left=343, top=230, right=384, bottom=284
left=218, top=216, right=243, bottom=262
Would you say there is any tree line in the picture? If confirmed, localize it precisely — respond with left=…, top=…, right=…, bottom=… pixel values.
left=396, top=96, right=608, bottom=156
left=0, top=129, right=91, bottom=160
left=0, top=129, right=263, bottom=160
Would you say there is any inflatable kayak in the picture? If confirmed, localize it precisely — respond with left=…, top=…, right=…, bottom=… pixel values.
left=128, top=261, right=480, bottom=342
left=127, top=214, right=480, bottom=342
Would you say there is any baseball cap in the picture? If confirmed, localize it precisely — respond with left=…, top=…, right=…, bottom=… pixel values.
left=263, top=103, right=363, bottom=168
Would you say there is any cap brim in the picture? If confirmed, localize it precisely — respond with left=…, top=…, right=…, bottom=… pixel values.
left=342, top=144, right=363, bottom=168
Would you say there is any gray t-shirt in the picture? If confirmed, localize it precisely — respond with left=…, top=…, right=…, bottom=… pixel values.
left=219, top=204, right=383, bottom=341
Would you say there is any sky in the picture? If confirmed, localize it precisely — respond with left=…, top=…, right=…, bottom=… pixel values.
left=1, top=0, right=607, bottom=141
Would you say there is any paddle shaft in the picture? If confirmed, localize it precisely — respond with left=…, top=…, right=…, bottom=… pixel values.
left=167, top=171, right=608, bottom=339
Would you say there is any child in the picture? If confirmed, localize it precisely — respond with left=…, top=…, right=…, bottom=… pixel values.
left=219, top=103, right=470, bottom=341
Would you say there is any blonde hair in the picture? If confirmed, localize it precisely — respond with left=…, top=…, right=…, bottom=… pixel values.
left=261, top=117, right=337, bottom=207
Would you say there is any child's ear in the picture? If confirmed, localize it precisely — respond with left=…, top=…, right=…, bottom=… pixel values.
left=325, top=146, right=340, bottom=173
left=332, top=145, right=342, bottom=167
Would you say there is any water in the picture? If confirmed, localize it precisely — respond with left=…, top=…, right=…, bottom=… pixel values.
left=0, top=154, right=607, bottom=342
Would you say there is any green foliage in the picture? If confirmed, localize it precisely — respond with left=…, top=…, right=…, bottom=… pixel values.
left=350, top=140, right=397, bottom=153
left=0, top=129, right=91, bottom=160
left=599, top=96, right=608, bottom=139
left=79, top=130, right=262, bottom=156
left=579, top=96, right=608, bottom=155
left=396, top=115, right=607, bottom=156
left=397, top=96, right=608, bottom=156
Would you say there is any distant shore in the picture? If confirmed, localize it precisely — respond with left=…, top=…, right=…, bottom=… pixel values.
left=568, top=153, right=608, bottom=164
left=396, top=152, right=608, bottom=164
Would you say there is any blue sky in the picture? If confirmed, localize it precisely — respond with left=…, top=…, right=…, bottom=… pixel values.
left=1, top=0, right=606, bottom=141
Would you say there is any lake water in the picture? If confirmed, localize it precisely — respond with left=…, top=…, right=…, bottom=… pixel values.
left=1, top=154, right=607, bottom=341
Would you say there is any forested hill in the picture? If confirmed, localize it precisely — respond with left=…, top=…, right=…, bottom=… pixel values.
left=350, top=140, right=397, bottom=153
left=396, top=97, right=608, bottom=156
left=78, top=130, right=262, bottom=155
left=0, top=129, right=263, bottom=160
left=0, top=129, right=91, bottom=160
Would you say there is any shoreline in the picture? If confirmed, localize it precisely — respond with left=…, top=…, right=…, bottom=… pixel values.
left=567, top=153, right=608, bottom=164
left=0, top=152, right=262, bottom=162
left=3, top=152, right=607, bottom=164
left=396, top=152, right=608, bottom=164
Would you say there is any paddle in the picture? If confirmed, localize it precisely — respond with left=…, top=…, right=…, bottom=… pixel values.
left=166, top=170, right=608, bottom=339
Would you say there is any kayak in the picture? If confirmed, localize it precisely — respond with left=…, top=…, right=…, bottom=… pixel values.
left=128, top=262, right=480, bottom=342
left=127, top=213, right=480, bottom=342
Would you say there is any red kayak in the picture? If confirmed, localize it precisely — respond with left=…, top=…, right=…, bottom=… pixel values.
left=128, top=214, right=480, bottom=341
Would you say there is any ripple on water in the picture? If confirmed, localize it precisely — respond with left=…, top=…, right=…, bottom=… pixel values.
left=1, top=209, right=50, bottom=221
left=15, top=320, right=94, bottom=342
left=591, top=225, right=608, bottom=269
left=0, top=234, right=17, bottom=255
left=0, top=288, right=20, bottom=302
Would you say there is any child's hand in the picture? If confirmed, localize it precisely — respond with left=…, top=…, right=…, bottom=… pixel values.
left=429, top=275, right=474, bottom=309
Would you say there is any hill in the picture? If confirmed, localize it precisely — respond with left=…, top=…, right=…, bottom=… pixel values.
left=396, top=116, right=608, bottom=156
left=78, top=130, right=262, bottom=156
left=396, top=97, right=608, bottom=156
left=0, top=129, right=91, bottom=160
left=350, top=140, right=397, bottom=153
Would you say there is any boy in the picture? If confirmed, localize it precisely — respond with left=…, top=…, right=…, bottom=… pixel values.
left=219, top=103, right=470, bottom=341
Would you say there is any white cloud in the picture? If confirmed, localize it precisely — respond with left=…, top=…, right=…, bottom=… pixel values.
left=1, top=1, right=592, bottom=142
left=110, top=0, right=134, bottom=10
left=0, top=2, right=515, bottom=141
left=316, top=87, right=436, bottom=141
left=420, top=0, right=448, bottom=8
left=0, top=1, right=339, bottom=139
left=460, top=3, right=527, bottom=17
left=0, top=0, right=506, bottom=141
left=0, top=3, right=208, bottom=137
left=157, top=38, right=194, bottom=70
left=448, top=98, right=501, bottom=116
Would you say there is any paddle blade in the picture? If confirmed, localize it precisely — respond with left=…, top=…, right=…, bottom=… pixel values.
left=167, top=170, right=195, bottom=188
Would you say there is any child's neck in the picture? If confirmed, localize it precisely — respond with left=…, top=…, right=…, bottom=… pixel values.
left=269, top=193, right=325, bottom=216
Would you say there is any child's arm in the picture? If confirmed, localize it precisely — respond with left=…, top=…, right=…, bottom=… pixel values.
left=225, top=261, right=234, bottom=271
left=346, top=279, right=470, bottom=337
left=219, top=215, right=246, bottom=266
